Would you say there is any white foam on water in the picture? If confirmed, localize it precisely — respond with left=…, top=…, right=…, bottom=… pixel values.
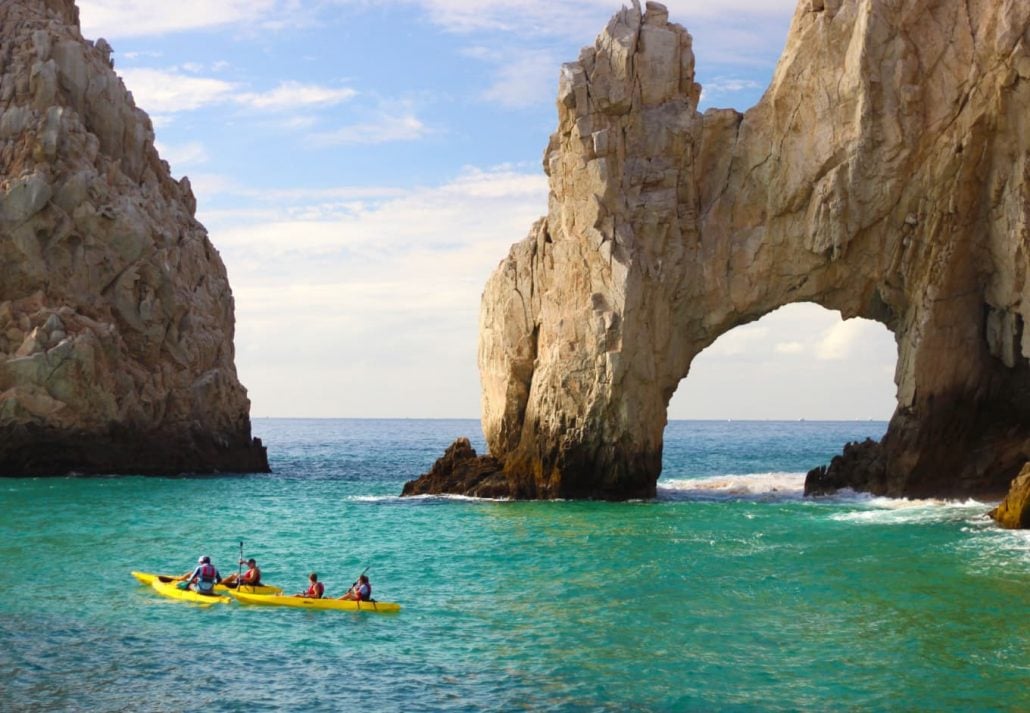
left=657, top=472, right=808, bottom=502
left=346, top=493, right=512, bottom=504
left=828, top=496, right=994, bottom=525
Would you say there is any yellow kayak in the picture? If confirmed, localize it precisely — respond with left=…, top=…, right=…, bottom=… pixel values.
left=150, top=578, right=231, bottom=606
left=232, top=591, right=401, bottom=613
left=131, top=571, right=282, bottom=595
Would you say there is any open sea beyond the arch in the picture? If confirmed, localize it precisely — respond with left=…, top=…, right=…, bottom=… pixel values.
left=1, top=418, right=1027, bottom=711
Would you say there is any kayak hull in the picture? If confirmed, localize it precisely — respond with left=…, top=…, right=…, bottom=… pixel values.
left=150, top=578, right=231, bottom=605
left=232, top=591, right=401, bottom=613
left=131, top=571, right=282, bottom=595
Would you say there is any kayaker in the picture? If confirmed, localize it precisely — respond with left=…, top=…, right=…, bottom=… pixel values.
left=185, top=555, right=221, bottom=596
left=338, top=574, right=371, bottom=602
left=221, top=558, right=261, bottom=589
left=297, top=572, right=324, bottom=598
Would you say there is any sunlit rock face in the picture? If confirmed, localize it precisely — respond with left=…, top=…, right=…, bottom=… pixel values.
left=989, top=464, right=1030, bottom=529
left=406, top=0, right=1030, bottom=502
left=0, top=0, right=267, bottom=475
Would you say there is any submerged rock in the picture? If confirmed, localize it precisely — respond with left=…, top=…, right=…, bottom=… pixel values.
left=989, top=465, right=1030, bottom=530
left=0, top=0, right=267, bottom=475
left=417, top=0, right=1030, bottom=500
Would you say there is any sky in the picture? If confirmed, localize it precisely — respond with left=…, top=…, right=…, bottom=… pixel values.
left=74, top=0, right=899, bottom=421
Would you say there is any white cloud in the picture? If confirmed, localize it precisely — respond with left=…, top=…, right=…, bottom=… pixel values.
left=816, top=319, right=869, bottom=361
left=481, top=50, right=559, bottom=109
left=774, top=341, right=804, bottom=355
left=702, top=77, right=764, bottom=96
left=386, top=0, right=796, bottom=39
left=155, top=140, right=209, bottom=171
left=309, top=113, right=429, bottom=146
left=670, top=304, right=898, bottom=420
left=117, top=69, right=359, bottom=122
left=706, top=324, right=769, bottom=357
left=118, top=68, right=236, bottom=113
left=203, top=166, right=548, bottom=417
left=78, top=0, right=278, bottom=38
left=235, top=82, right=358, bottom=111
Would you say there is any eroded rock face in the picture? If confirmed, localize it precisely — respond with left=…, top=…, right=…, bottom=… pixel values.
left=989, top=463, right=1030, bottom=529
left=0, top=0, right=267, bottom=475
left=408, top=0, right=1030, bottom=501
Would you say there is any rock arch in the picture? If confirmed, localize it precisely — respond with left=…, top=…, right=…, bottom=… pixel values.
left=406, top=0, right=1030, bottom=500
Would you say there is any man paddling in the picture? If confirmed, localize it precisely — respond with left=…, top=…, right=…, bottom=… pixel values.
left=338, top=573, right=371, bottom=602
left=221, top=558, right=261, bottom=589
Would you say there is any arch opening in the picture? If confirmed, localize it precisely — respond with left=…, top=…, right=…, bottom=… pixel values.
left=659, top=303, right=898, bottom=495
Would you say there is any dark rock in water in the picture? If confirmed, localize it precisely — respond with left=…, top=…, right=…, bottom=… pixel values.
left=402, top=438, right=508, bottom=498
left=0, top=423, right=267, bottom=476
left=805, top=439, right=887, bottom=496
left=989, top=465, right=1030, bottom=529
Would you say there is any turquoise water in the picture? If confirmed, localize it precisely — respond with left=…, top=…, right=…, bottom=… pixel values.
left=1, top=419, right=1027, bottom=711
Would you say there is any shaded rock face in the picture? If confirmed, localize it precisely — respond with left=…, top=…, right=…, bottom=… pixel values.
left=0, top=0, right=267, bottom=475
left=401, top=438, right=508, bottom=499
left=412, top=0, right=1030, bottom=500
left=989, top=463, right=1030, bottom=529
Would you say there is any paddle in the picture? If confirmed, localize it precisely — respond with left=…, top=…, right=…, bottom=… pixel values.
left=237, top=541, right=244, bottom=591
left=346, top=565, right=371, bottom=599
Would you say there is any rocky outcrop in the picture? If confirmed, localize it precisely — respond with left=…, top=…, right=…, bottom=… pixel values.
left=989, top=463, right=1030, bottom=529
left=401, top=438, right=508, bottom=499
left=406, top=0, right=1030, bottom=500
left=0, top=0, right=267, bottom=475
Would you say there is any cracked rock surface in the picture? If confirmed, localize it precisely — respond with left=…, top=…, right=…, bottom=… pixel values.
left=0, top=0, right=267, bottom=475
left=407, top=0, right=1030, bottom=503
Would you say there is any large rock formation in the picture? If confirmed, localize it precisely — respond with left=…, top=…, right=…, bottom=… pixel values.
left=405, top=0, right=1030, bottom=502
left=0, top=0, right=267, bottom=475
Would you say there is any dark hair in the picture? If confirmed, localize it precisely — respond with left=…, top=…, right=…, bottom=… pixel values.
left=309, top=572, right=318, bottom=581
left=247, top=558, right=257, bottom=565
left=359, top=574, right=369, bottom=583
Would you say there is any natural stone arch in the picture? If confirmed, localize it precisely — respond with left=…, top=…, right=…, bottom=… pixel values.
left=407, top=0, right=1030, bottom=501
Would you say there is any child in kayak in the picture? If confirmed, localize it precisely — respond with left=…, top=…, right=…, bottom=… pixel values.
left=297, top=572, right=324, bottom=598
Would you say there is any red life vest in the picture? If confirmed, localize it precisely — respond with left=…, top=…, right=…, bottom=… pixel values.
left=199, top=563, right=216, bottom=582
left=306, top=582, right=324, bottom=598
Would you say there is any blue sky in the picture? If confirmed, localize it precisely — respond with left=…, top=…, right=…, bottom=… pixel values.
left=74, top=0, right=898, bottom=420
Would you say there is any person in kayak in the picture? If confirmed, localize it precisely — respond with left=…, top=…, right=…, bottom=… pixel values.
left=184, top=555, right=221, bottom=596
left=297, top=572, right=324, bottom=598
left=220, top=558, right=261, bottom=589
left=338, top=574, right=371, bottom=602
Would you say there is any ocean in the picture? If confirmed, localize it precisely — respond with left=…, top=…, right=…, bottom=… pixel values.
left=1, top=419, right=1027, bottom=711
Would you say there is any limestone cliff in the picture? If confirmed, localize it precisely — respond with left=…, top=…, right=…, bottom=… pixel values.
left=0, top=0, right=267, bottom=474
left=405, top=0, right=1030, bottom=502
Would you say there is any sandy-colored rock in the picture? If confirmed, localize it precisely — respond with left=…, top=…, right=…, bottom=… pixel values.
left=989, top=464, right=1030, bottom=529
left=410, top=0, right=1030, bottom=500
left=0, top=0, right=266, bottom=475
